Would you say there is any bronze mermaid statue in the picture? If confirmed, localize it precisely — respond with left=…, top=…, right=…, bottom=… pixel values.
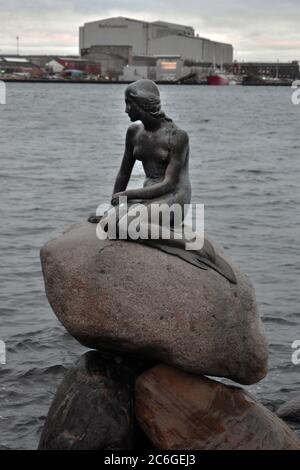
left=89, top=79, right=236, bottom=284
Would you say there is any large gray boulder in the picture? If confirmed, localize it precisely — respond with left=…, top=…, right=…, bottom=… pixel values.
left=41, top=222, right=268, bottom=385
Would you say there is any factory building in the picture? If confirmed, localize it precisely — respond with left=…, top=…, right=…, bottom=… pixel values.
left=79, top=17, right=233, bottom=65
left=0, top=57, right=43, bottom=78
left=148, top=34, right=232, bottom=65
left=46, top=57, right=101, bottom=76
left=226, top=61, right=300, bottom=81
left=82, top=45, right=133, bottom=78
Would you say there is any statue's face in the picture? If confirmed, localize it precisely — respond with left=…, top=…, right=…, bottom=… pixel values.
left=125, top=97, right=141, bottom=122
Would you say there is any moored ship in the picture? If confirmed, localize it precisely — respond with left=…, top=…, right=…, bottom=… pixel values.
left=207, top=71, right=230, bottom=85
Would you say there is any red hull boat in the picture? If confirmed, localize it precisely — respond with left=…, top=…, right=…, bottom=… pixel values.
left=207, top=72, right=230, bottom=86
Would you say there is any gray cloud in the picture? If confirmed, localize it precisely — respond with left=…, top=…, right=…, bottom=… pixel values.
left=0, top=0, right=299, bottom=60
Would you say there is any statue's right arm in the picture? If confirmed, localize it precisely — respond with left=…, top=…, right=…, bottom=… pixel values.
left=112, top=124, right=138, bottom=195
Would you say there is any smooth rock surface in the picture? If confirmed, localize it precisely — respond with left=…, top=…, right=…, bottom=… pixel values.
left=38, top=351, right=152, bottom=450
left=277, top=397, right=300, bottom=423
left=41, top=222, right=268, bottom=385
left=135, top=365, right=300, bottom=450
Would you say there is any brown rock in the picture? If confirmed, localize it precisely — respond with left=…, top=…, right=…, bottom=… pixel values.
left=38, top=351, right=152, bottom=450
left=40, top=222, right=268, bottom=385
left=135, top=365, right=300, bottom=450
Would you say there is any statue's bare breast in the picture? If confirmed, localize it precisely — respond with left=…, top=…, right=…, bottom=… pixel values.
left=132, top=124, right=175, bottom=179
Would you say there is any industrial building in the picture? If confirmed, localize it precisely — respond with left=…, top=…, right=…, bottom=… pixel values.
left=79, top=16, right=233, bottom=67
left=81, top=45, right=132, bottom=79
left=0, top=56, right=43, bottom=78
left=46, top=57, right=101, bottom=76
left=226, top=61, right=300, bottom=81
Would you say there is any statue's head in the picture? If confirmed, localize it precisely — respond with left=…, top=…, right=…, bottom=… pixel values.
left=125, top=79, right=164, bottom=122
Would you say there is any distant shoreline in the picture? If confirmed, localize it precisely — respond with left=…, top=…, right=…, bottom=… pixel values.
left=1, top=78, right=292, bottom=86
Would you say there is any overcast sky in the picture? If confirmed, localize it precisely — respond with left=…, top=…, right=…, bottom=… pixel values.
left=0, top=0, right=299, bottom=61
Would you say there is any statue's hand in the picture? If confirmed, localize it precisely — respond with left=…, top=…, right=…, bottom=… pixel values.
left=88, top=214, right=102, bottom=224
left=111, top=192, right=126, bottom=206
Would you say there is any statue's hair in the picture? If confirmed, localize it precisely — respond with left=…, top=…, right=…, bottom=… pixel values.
left=125, top=79, right=172, bottom=121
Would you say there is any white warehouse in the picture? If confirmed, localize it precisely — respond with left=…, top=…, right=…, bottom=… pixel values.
left=79, top=17, right=233, bottom=65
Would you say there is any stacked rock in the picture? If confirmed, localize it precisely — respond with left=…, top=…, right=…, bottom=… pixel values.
left=39, top=222, right=300, bottom=450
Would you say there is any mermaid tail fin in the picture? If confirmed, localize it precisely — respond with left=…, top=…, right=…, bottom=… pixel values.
left=143, top=238, right=237, bottom=284
left=197, top=237, right=237, bottom=284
